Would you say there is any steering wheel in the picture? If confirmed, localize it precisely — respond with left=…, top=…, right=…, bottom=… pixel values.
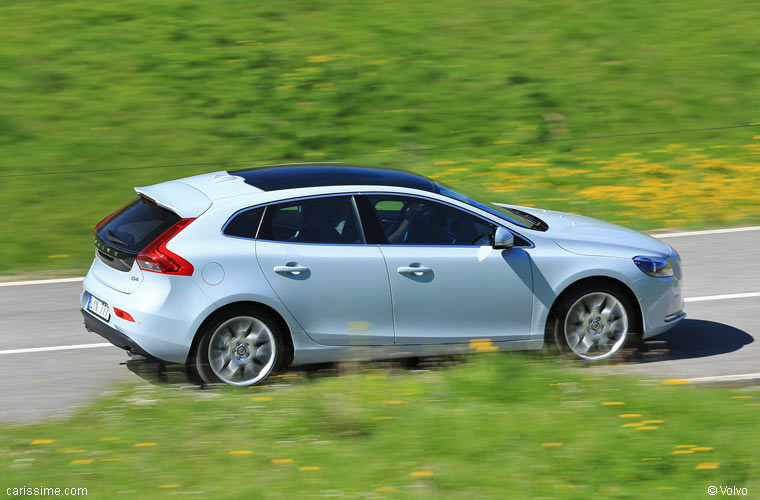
left=470, top=232, right=493, bottom=245
left=386, top=201, right=413, bottom=236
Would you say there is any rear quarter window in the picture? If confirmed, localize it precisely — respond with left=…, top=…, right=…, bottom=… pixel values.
left=223, top=207, right=265, bottom=239
left=97, top=197, right=180, bottom=253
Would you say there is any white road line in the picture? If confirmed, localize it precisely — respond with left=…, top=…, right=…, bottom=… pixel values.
left=0, top=343, right=112, bottom=356
left=684, top=291, right=760, bottom=303
left=685, top=372, right=760, bottom=384
left=1, top=290, right=759, bottom=357
left=652, top=226, right=760, bottom=238
left=0, top=277, right=84, bottom=287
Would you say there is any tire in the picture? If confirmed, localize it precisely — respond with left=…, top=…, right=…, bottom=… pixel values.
left=192, top=306, right=284, bottom=386
left=548, top=282, right=638, bottom=361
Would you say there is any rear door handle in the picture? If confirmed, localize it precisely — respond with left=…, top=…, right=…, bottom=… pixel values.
left=274, top=265, right=310, bottom=275
left=397, top=266, right=432, bottom=275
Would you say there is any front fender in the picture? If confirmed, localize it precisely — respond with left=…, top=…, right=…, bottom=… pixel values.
left=527, top=240, right=643, bottom=341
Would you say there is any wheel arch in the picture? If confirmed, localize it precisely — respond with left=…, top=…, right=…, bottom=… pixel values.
left=187, top=301, right=295, bottom=369
left=543, top=276, right=643, bottom=344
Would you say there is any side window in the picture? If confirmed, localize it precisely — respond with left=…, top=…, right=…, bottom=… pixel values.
left=259, top=196, right=364, bottom=244
left=367, top=195, right=495, bottom=246
left=223, top=207, right=265, bottom=239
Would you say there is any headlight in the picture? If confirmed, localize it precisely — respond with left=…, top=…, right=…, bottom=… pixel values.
left=633, top=256, right=674, bottom=277
left=666, top=243, right=680, bottom=260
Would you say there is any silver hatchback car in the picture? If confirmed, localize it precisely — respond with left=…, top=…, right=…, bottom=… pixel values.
left=82, top=164, right=684, bottom=386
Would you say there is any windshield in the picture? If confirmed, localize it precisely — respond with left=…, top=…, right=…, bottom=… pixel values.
left=434, top=184, right=547, bottom=230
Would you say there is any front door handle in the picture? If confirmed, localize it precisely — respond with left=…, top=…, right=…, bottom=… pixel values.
left=274, top=265, right=310, bottom=275
left=397, top=266, right=432, bottom=276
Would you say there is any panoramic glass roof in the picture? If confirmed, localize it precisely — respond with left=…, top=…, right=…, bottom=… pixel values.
left=231, top=165, right=436, bottom=192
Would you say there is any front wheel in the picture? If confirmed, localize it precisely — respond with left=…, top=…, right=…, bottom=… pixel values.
left=193, top=307, right=283, bottom=386
left=550, top=284, right=637, bottom=361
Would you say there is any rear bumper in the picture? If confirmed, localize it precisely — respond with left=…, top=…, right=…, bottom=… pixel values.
left=81, top=309, right=154, bottom=359
left=81, top=262, right=216, bottom=364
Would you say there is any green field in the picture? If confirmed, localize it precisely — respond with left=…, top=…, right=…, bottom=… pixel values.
left=2, top=0, right=760, bottom=276
left=1, top=355, right=757, bottom=498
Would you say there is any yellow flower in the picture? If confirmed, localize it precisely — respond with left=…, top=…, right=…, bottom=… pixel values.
left=469, top=338, right=498, bottom=351
left=696, top=462, right=720, bottom=469
left=410, top=471, right=434, bottom=478
left=308, top=55, right=333, bottom=63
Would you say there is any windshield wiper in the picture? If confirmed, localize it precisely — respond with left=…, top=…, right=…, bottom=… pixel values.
left=106, top=229, right=129, bottom=247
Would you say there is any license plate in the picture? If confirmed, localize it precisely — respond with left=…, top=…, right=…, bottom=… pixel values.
left=87, top=294, right=111, bottom=322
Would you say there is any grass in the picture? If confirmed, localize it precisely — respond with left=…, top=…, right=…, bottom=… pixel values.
left=1, top=0, right=760, bottom=275
left=0, top=355, right=758, bottom=498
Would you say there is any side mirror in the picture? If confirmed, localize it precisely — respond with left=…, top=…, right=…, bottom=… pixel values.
left=493, top=227, right=514, bottom=249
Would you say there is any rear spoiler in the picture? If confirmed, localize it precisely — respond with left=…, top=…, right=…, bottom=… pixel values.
left=134, top=181, right=212, bottom=218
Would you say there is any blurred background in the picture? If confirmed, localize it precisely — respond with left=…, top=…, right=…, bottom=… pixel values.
left=1, top=2, right=760, bottom=498
left=1, top=0, right=759, bottom=277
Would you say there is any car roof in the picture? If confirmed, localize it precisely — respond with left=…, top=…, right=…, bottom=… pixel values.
left=229, top=164, right=437, bottom=193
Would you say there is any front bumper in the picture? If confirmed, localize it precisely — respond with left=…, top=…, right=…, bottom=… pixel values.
left=81, top=309, right=154, bottom=358
left=634, top=273, right=686, bottom=339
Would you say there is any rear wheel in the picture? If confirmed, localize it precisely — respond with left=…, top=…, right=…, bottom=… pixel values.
left=194, top=307, right=283, bottom=386
left=550, top=284, right=636, bottom=361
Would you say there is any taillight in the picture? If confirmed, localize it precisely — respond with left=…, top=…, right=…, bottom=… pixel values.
left=136, top=218, right=196, bottom=276
left=93, top=199, right=135, bottom=236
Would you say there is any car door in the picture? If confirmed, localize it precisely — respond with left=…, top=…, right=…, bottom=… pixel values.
left=256, top=195, right=394, bottom=346
left=361, top=193, right=534, bottom=344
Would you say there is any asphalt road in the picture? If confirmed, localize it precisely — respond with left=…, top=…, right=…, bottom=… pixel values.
left=1, top=228, right=758, bottom=423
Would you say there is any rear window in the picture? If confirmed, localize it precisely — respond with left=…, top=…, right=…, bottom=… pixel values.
left=97, top=197, right=180, bottom=253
